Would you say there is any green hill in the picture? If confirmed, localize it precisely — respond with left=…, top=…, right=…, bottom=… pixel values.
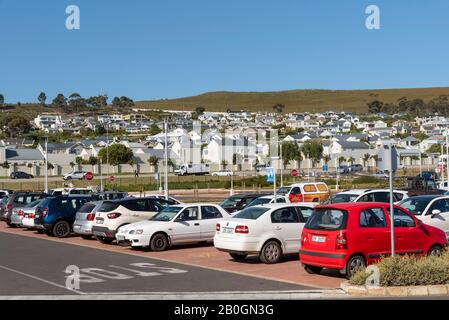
left=136, top=87, right=449, bottom=113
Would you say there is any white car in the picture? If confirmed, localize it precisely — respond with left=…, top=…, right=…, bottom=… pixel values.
left=63, top=171, right=87, bottom=180
left=116, top=203, right=231, bottom=250
left=92, top=197, right=176, bottom=243
left=398, top=195, right=449, bottom=237
left=330, top=189, right=409, bottom=204
left=246, top=195, right=290, bottom=208
left=214, top=202, right=318, bottom=264
left=211, top=170, right=233, bottom=177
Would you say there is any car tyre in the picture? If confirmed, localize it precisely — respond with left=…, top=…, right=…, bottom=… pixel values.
left=428, top=245, right=442, bottom=257
left=304, top=265, right=323, bottom=274
left=229, top=253, right=247, bottom=261
left=53, top=221, right=71, bottom=238
left=150, top=233, right=169, bottom=251
left=345, top=255, right=365, bottom=279
left=96, top=236, right=114, bottom=244
left=259, top=241, right=282, bottom=264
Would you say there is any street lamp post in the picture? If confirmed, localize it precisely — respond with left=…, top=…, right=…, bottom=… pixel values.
left=280, top=142, right=283, bottom=187
left=446, top=131, right=449, bottom=186
left=106, top=123, right=109, bottom=176
left=44, top=137, right=48, bottom=193
left=164, top=120, right=169, bottom=200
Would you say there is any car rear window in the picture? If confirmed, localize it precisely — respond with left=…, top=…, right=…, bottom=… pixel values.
left=316, top=184, right=328, bottom=192
left=305, top=208, right=347, bottom=230
left=78, top=203, right=96, bottom=213
left=233, top=207, right=270, bottom=220
left=331, top=193, right=358, bottom=203
left=303, top=184, right=317, bottom=192
left=99, top=201, right=120, bottom=212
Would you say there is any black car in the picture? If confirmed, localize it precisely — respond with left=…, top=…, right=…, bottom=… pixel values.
left=10, top=171, right=33, bottom=179
left=220, top=193, right=269, bottom=213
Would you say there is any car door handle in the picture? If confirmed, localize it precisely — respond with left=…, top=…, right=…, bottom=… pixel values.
left=275, top=226, right=282, bottom=230
left=194, top=223, right=200, bottom=226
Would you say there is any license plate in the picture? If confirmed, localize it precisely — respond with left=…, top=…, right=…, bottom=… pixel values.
left=222, top=227, right=233, bottom=234
left=96, top=219, right=103, bottom=224
left=116, top=235, right=125, bottom=241
left=312, top=235, right=326, bottom=243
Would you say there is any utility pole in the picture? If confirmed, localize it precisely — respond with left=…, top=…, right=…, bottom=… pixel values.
left=335, top=157, right=339, bottom=191
left=446, top=131, right=449, bottom=187
left=280, top=142, right=283, bottom=187
left=106, top=123, right=109, bottom=176
left=100, top=158, right=103, bottom=192
left=164, top=120, right=169, bottom=200
left=44, top=137, right=48, bottom=193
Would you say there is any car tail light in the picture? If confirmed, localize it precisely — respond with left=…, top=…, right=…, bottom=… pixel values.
left=107, top=212, right=121, bottom=219
left=42, top=208, right=49, bottom=217
left=235, top=225, right=249, bottom=234
left=18, top=210, right=24, bottom=217
left=336, top=231, right=347, bottom=250
left=86, top=213, right=95, bottom=221
left=216, top=223, right=221, bottom=231
left=28, top=213, right=35, bottom=219
left=289, top=193, right=303, bottom=203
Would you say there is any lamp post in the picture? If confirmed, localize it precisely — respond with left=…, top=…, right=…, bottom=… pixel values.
left=280, top=142, right=283, bottom=187
left=446, top=131, right=449, bottom=186
left=44, top=137, right=48, bottom=193
left=271, top=156, right=279, bottom=203
left=106, top=123, right=109, bottom=176
left=164, top=120, right=169, bottom=200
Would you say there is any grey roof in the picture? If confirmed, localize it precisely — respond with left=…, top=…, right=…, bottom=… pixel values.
left=6, top=148, right=44, bottom=161
left=336, top=133, right=368, bottom=141
left=337, top=141, right=370, bottom=150
left=403, top=136, right=420, bottom=142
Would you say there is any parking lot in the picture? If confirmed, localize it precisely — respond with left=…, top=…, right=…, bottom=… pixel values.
left=0, top=223, right=344, bottom=297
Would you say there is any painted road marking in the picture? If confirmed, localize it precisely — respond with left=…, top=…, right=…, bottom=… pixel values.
left=0, top=264, right=84, bottom=295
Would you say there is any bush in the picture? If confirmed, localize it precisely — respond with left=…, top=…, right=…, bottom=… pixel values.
left=352, top=176, right=382, bottom=185
left=350, top=252, right=449, bottom=286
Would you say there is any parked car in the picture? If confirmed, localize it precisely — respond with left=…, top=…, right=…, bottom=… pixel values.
left=398, top=195, right=449, bottom=237
left=337, top=166, right=350, bottom=174
left=73, top=201, right=104, bottom=239
left=214, top=203, right=318, bottom=263
left=10, top=171, right=33, bottom=179
left=49, top=188, right=93, bottom=196
left=0, top=189, right=13, bottom=197
left=349, top=164, right=363, bottom=173
left=403, top=176, right=446, bottom=196
left=299, top=202, right=448, bottom=279
left=91, top=197, right=176, bottom=244
left=9, top=199, right=43, bottom=227
left=63, top=171, right=87, bottom=180
left=373, top=171, right=389, bottom=179
left=34, top=195, right=93, bottom=237
left=219, top=193, right=268, bottom=213
left=246, top=195, right=290, bottom=208
left=211, top=169, right=233, bottom=177
left=21, top=199, right=47, bottom=230
left=92, top=191, right=128, bottom=201
left=329, top=189, right=409, bottom=204
left=276, top=182, right=330, bottom=203
left=0, top=192, right=48, bottom=226
left=116, top=204, right=231, bottom=250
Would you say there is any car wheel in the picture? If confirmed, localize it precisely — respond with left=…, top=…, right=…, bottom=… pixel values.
left=52, top=221, right=71, bottom=238
left=96, top=236, right=114, bottom=244
left=229, top=253, right=247, bottom=261
left=259, top=241, right=282, bottom=264
left=346, top=255, right=365, bottom=279
left=81, top=235, right=92, bottom=240
left=428, top=245, right=442, bottom=257
left=150, top=233, right=169, bottom=251
left=304, top=265, right=323, bottom=274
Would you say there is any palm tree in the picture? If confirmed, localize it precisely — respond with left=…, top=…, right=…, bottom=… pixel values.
left=221, top=160, right=228, bottom=170
left=338, top=156, right=346, bottom=166
left=27, top=163, right=33, bottom=174
left=75, top=156, right=83, bottom=170
left=363, top=153, right=370, bottom=171
left=148, top=156, right=159, bottom=173
left=47, top=162, right=54, bottom=176
left=88, top=156, right=98, bottom=172
left=69, top=161, right=76, bottom=171
left=167, top=158, right=175, bottom=172
left=348, top=157, right=355, bottom=166
left=370, top=155, right=379, bottom=170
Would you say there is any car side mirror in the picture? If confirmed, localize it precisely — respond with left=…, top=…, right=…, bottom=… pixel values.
left=431, top=209, right=441, bottom=218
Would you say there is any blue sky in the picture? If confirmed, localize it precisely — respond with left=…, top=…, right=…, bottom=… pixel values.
left=1, top=0, right=449, bottom=103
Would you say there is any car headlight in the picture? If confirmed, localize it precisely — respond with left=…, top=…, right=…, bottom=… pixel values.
left=129, top=229, right=143, bottom=235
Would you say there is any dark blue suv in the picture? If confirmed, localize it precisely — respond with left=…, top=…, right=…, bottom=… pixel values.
left=34, top=195, right=92, bottom=238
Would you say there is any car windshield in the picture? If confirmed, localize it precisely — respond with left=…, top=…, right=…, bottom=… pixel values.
left=220, top=197, right=242, bottom=207
left=398, top=198, right=432, bottom=216
left=247, top=198, right=271, bottom=207
left=330, top=193, right=359, bottom=203
left=233, top=207, right=270, bottom=220
left=276, top=187, right=291, bottom=196
left=152, top=206, right=183, bottom=221
left=305, top=209, right=347, bottom=230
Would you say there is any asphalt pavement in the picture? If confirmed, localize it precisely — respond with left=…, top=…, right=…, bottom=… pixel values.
left=0, top=232, right=313, bottom=297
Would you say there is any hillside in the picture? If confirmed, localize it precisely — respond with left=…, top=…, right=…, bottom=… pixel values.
left=136, top=87, right=449, bottom=113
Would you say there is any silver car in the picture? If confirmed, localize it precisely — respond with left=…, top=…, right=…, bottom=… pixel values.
left=13, top=199, right=45, bottom=228
left=73, top=201, right=103, bottom=239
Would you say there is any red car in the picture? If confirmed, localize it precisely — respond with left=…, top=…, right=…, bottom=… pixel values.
left=299, top=202, right=448, bottom=279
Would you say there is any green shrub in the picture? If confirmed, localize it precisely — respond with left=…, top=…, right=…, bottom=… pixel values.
left=352, top=176, right=382, bottom=185
left=350, top=252, right=449, bottom=286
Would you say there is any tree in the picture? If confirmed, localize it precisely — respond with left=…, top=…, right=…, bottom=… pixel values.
left=0, top=94, right=4, bottom=106
left=338, top=156, right=346, bottom=166
left=75, top=156, right=84, bottom=169
left=367, top=100, right=384, bottom=114
left=52, top=93, right=67, bottom=108
left=27, top=163, right=33, bottom=174
left=7, top=116, right=31, bottom=136
left=195, top=106, right=206, bottom=116
left=111, top=96, right=134, bottom=108
left=272, top=103, right=285, bottom=113
left=221, top=160, right=228, bottom=169
left=98, top=144, right=134, bottom=166
left=87, top=95, right=108, bottom=108
left=282, top=142, right=301, bottom=169
left=302, top=140, right=323, bottom=167
left=348, top=156, right=355, bottom=165
left=38, top=92, right=47, bottom=106
left=426, top=144, right=443, bottom=154
left=149, top=123, right=161, bottom=135
left=88, top=156, right=98, bottom=171
left=68, top=93, right=86, bottom=112
left=370, top=155, right=379, bottom=170
left=148, top=156, right=159, bottom=172
left=363, top=153, right=371, bottom=170
left=1, top=161, right=9, bottom=177
left=167, top=158, right=175, bottom=171
left=69, top=162, right=76, bottom=170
